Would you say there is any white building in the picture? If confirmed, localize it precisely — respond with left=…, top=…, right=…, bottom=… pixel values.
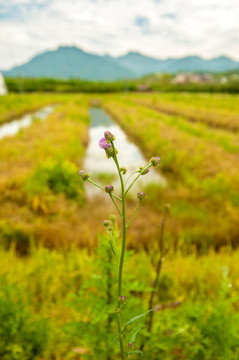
left=0, top=72, right=7, bottom=95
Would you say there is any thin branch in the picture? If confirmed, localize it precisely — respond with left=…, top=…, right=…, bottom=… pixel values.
left=87, top=178, right=122, bottom=202
left=126, top=200, right=142, bottom=228
left=124, top=170, right=139, bottom=187
left=125, top=163, right=152, bottom=196
left=110, top=194, right=122, bottom=218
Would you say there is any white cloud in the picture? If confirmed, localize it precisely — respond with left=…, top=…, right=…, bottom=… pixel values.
left=0, top=0, right=239, bottom=69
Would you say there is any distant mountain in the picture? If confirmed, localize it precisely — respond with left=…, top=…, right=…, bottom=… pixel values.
left=3, top=46, right=135, bottom=81
left=3, top=46, right=239, bottom=81
left=116, top=53, right=239, bottom=75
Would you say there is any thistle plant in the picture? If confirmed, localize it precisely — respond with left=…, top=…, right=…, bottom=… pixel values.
left=79, top=130, right=160, bottom=359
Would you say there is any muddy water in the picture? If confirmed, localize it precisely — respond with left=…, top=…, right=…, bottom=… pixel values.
left=84, top=108, right=166, bottom=198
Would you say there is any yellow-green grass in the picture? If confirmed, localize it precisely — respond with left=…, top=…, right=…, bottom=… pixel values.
left=0, top=94, right=166, bottom=252
left=133, top=92, right=239, bottom=132
left=0, top=245, right=238, bottom=359
left=0, top=95, right=94, bottom=251
left=1, top=92, right=239, bottom=360
left=1, top=92, right=239, bottom=252
left=0, top=93, right=68, bottom=124
left=101, top=94, right=239, bottom=250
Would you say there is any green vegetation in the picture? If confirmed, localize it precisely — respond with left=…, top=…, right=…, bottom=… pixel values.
left=5, top=78, right=137, bottom=94
left=0, top=245, right=239, bottom=359
left=5, top=72, right=239, bottom=94
left=0, top=94, right=90, bottom=251
left=135, top=92, right=239, bottom=132
left=0, top=93, right=65, bottom=124
left=1, top=92, right=239, bottom=359
left=102, top=93, right=239, bottom=251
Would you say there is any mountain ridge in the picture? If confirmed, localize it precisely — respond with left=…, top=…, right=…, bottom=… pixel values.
left=3, top=46, right=239, bottom=81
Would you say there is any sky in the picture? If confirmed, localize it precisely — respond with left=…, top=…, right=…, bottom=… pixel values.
left=0, top=0, right=239, bottom=70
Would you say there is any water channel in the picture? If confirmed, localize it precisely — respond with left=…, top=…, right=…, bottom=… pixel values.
left=0, top=106, right=54, bottom=140
left=84, top=107, right=166, bottom=198
left=0, top=105, right=166, bottom=199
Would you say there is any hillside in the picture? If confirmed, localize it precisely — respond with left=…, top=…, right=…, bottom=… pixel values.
left=3, top=46, right=135, bottom=81
left=3, top=46, right=239, bottom=80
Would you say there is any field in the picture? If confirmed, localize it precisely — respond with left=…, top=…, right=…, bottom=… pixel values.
left=0, top=92, right=239, bottom=359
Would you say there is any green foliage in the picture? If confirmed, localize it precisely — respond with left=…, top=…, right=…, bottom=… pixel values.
left=0, top=246, right=239, bottom=359
left=5, top=77, right=137, bottom=93
left=64, top=232, right=118, bottom=358
left=144, top=300, right=239, bottom=360
left=5, top=76, right=239, bottom=94
left=0, top=221, right=32, bottom=256
left=0, top=278, right=48, bottom=360
left=25, top=158, right=85, bottom=202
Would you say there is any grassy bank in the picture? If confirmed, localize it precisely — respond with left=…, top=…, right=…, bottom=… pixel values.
left=0, top=94, right=92, bottom=252
left=0, top=93, right=66, bottom=124
left=1, top=92, right=238, bottom=251
left=101, top=93, right=239, bottom=251
left=134, top=92, right=239, bottom=132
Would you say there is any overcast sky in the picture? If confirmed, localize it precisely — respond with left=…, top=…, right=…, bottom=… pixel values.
left=0, top=0, right=239, bottom=70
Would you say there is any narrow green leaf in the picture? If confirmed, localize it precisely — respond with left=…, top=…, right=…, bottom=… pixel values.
left=127, top=325, right=145, bottom=343
left=108, top=334, right=119, bottom=348
left=124, top=309, right=153, bottom=330
left=109, top=232, right=119, bottom=261
left=129, top=350, right=144, bottom=356
left=110, top=239, right=117, bottom=257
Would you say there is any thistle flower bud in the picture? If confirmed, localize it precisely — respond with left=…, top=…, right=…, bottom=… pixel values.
left=103, top=220, right=110, bottom=227
left=79, top=170, right=90, bottom=181
left=137, top=192, right=145, bottom=200
left=110, top=214, right=116, bottom=226
left=105, top=146, right=115, bottom=159
left=120, top=167, right=127, bottom=175
left=105, top=185, right=114, bottom=194
left=104, top=130, right=115, bottom=143
left=165, top=203, right=171, bottom=212
left=118, top=295, right=127, bottom=304
left=115, top=308, right=120, bottom=313
left=150, top=156, right=161, bottom=167
left=128, top=343, right=134, bottom=349
left=139, top=166, right=150, bottom=175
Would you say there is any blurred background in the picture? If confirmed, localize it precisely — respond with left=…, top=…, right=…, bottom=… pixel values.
left=0, top=1, right=239, bottom=359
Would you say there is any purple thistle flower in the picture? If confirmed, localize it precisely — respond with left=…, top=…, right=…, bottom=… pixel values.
left=99, top=138, right=111, bottom=150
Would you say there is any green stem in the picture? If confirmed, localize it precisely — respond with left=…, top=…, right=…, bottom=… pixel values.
left=124, top=170, right=139, bottom=187
left=117, top=313, right=126, bottom=360
left=125, top=163, right=152, bottom=196
left=110, top=194, right=122, bottom=218
left=87, top=178, right=122, bottom=202
left=126, top=200, right=142, bottom=228
left=111, top=142, right=126, bottom=360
